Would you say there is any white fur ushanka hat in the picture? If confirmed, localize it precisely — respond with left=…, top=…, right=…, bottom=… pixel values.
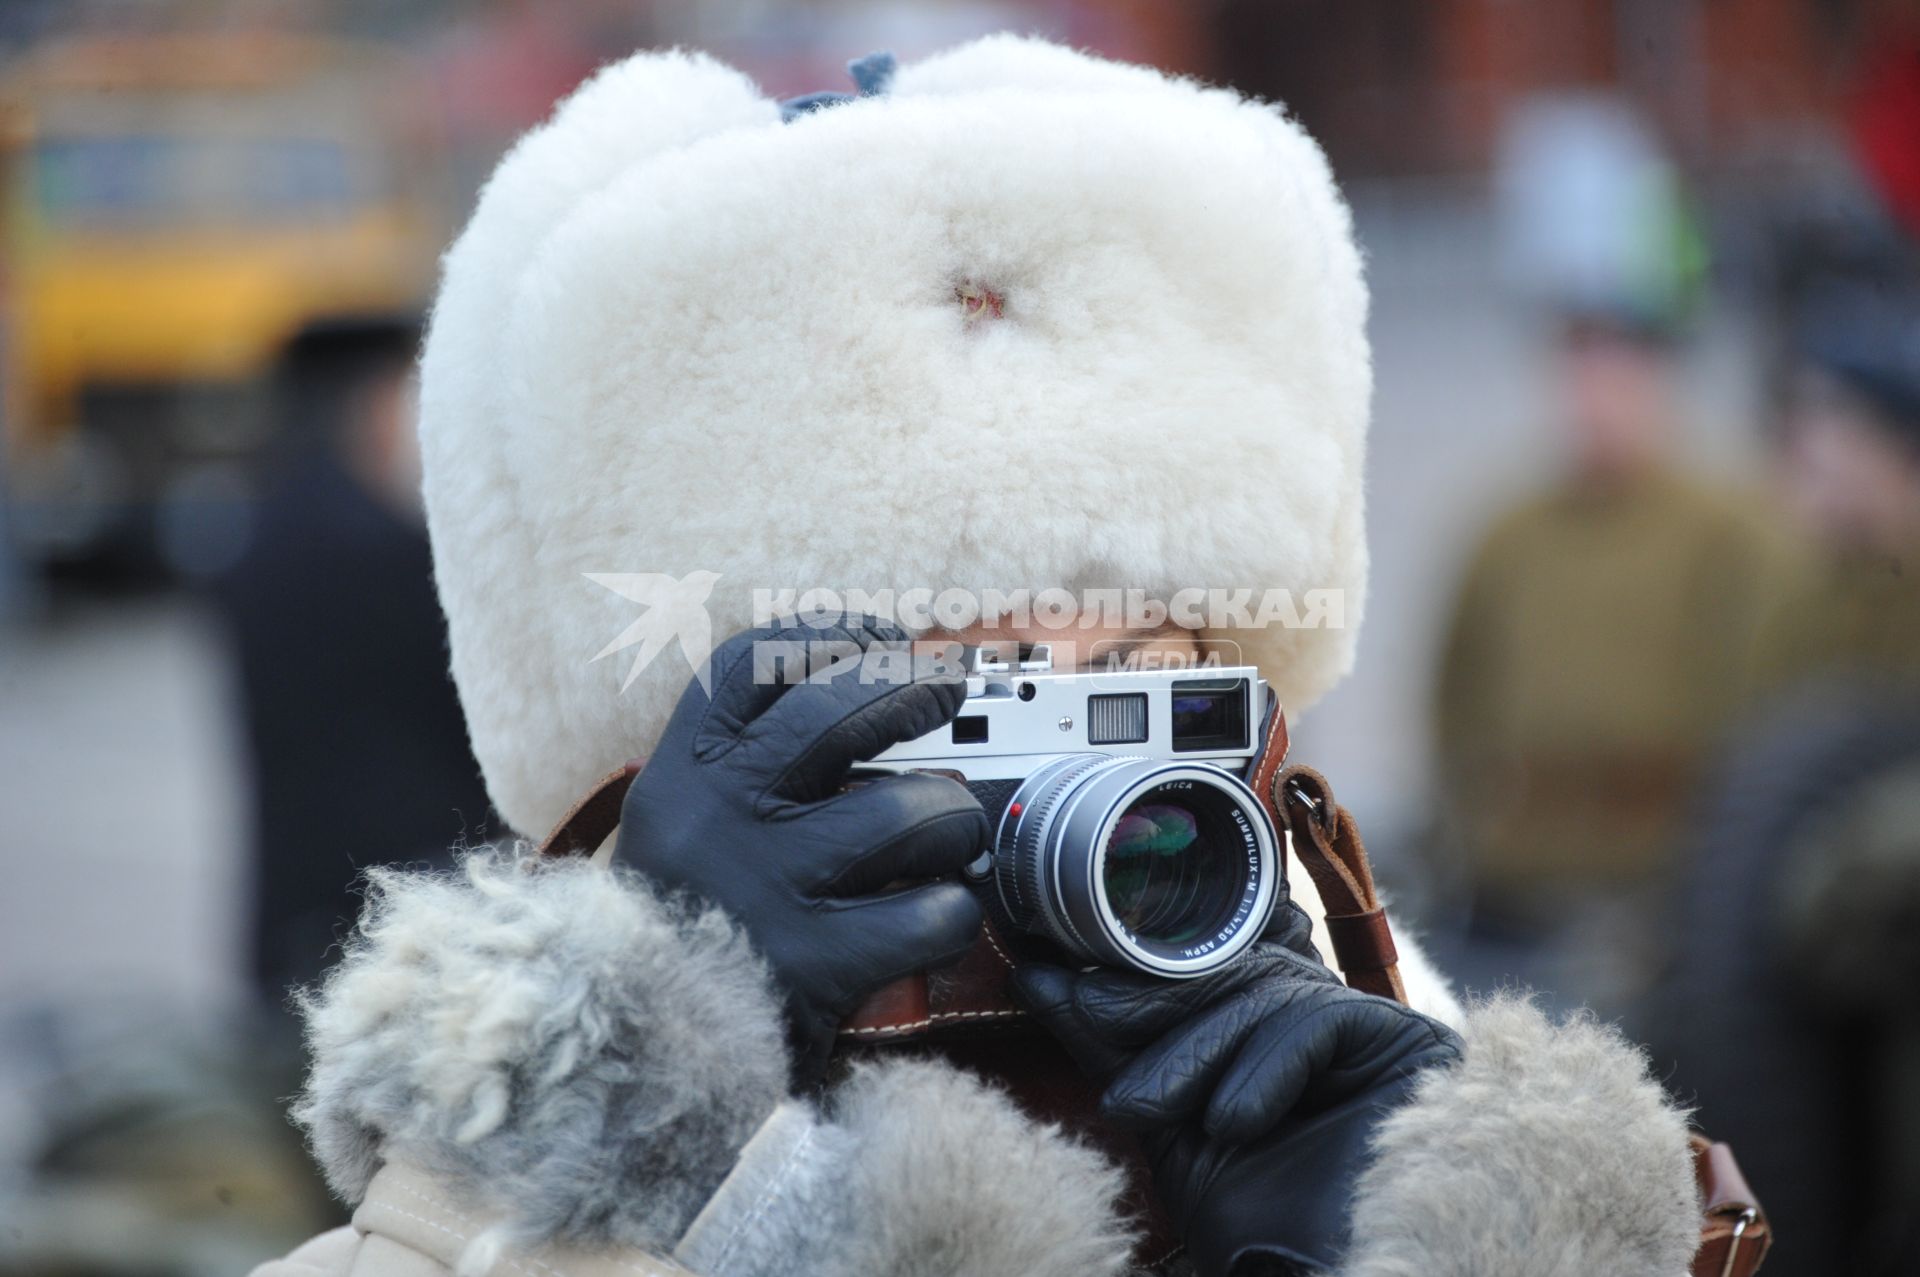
left=418, top=36, right=1372, bottom=838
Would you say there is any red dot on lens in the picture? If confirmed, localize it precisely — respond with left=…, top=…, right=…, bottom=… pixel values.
left=1009, top=802, right=1023, bottom=819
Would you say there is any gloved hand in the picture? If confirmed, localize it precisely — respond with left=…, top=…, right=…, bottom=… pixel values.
left=1014, top=901, right=1463, bottom=1276
left=616, top=616, right=987, bottom=1083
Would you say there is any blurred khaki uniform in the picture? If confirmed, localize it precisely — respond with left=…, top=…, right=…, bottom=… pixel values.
left=1751, top=535, right=1920, bottom=695
left=1436, top=470, right=1791, bottom=902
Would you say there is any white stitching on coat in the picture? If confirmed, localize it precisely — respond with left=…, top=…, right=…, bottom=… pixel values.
left=708, top=1122, right=819, bottom=1270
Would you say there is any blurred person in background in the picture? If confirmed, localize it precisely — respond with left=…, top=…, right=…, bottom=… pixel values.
left=1639, top=26, right=1920, bottom=1269
left=1751, top=267, right=1920, bottom=694
left=1646, top=251, right=1920, bottom=1277
left=1432, top=303, right=1789, bottom=1007
left=1432, top=96, right=1795, bottom=1010
left=212, top=317, right=492, bottom=1005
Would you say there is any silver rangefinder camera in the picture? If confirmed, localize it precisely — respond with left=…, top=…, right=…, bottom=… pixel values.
left=866, top=644, right=1282, bottom=979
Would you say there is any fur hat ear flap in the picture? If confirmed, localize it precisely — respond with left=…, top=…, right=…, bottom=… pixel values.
left=422, top=52, right=775, bottom=465
left=418, top=51, right=776, bottom=835
left=465, top=51, right=773, bottom=272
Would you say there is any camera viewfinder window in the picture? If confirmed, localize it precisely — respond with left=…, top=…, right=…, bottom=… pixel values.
left=1170, top=679, right=1249, bottom=751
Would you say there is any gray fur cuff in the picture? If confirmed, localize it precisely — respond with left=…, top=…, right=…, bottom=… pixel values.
left=292, top=847, right=790, bottom=1256
left=673, top=1059, right=1137, bottom=1277
left=1340, top=994, right=1699, bottom=1277
left=823, top=1060, right=1137, bottom=1277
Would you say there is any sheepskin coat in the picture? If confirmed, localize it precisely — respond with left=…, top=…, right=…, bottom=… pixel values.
left=253, top=35, right=1703, bottom=1277
left=255, top=850, right=1701, bottom=1277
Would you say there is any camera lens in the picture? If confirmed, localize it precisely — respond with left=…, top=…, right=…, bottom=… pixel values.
left=1103, top=785, right=1250, bottom=946
left=992, top=755, right=1278, bottom=977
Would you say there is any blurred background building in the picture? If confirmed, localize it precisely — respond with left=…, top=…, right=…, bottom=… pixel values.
left=1, top=1, right=1916, bottom=1274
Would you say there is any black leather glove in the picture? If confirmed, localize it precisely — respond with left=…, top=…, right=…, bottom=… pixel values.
left=616, top=616, right=987, bottom=1083
left=1014, top=902, right=1463, bottom=1276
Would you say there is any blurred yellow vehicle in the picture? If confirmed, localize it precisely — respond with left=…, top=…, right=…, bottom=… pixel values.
left=0, top=32, right=442, bottom=573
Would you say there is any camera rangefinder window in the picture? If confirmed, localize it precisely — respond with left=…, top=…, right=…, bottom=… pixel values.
left=1085, top=692, right=1149, bottom=745
left=1170, top=678, right=1251, bottom=752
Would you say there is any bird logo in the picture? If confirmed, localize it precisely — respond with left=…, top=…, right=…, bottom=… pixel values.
left=586, top=570, right=722, bottom=693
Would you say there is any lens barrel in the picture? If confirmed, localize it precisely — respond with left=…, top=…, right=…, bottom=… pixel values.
left=991, top=754, right=1278, bottom=976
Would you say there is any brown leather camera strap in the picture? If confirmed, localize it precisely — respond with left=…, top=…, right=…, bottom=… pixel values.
left=1246, top=710, right=1408, bottom=1004
left=1690, top=1135, right=1772, bottom=1277
left=838, top=914, right=1029, bottom=1039
left=537, top=759, right=646, bottom=858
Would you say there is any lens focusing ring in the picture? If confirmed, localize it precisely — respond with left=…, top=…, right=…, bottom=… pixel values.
left=996, top=755, right=1111, bottom=957
left=992, top=754, right=1279, bottom=977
